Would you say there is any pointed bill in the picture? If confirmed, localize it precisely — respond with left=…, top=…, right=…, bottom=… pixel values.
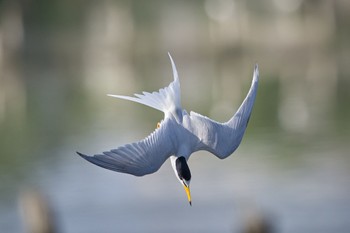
left=183, top=185, right=192, bottom=206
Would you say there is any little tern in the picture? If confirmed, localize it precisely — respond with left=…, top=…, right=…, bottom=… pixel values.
left=77, top=53, right=259, bottom=206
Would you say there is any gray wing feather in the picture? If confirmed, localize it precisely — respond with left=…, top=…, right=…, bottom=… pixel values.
left=77, top=119, right=175, bottom=176
left=191, top=64, right=259, bottom=159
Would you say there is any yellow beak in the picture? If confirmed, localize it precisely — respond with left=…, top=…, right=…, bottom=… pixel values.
left=183, top=185, right=192, bottom=206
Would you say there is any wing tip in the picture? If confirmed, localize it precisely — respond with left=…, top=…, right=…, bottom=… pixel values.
left=107, top=94, right=128, bottom=99
left=76, top=151, right=89, bottom=159
left=253, top=63, right=259, bottom=82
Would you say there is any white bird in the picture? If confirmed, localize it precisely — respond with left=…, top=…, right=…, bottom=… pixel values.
left=77, top=53, right=259, bottom=206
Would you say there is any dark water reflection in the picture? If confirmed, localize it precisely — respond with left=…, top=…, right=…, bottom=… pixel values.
left=1, top=1, right=350, bottom=232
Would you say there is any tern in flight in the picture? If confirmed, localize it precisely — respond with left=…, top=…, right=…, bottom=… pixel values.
left=77, top=53, right=259, bottom=206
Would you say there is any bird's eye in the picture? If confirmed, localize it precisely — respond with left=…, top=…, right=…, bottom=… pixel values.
left=156, top=122, right=161, bottom=129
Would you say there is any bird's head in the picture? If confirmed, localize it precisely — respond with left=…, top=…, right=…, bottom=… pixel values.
left=171, top=156, right=192, bottom=206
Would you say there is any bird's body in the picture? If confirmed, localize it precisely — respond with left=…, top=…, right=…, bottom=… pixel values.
left=77, top=53, right=259, bottom=205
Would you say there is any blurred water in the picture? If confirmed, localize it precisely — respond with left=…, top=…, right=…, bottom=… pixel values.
left=1, top=122, right=350, bottom=233
left=1, top=1, right=350, bottom=233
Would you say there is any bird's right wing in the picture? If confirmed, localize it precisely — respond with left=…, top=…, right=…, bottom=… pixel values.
left=191, top=64, right=259, bottom=159
left=77, top=119, right=175, bottom=176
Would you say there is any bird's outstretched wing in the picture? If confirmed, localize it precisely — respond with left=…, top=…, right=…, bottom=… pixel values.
left=77, top=119, right=175, bottom=176
left=191, top=64, right=259, bottom=159
left=108, top=53, right=182, bottom=121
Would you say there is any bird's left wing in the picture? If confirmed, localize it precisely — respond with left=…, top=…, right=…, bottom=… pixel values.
left=77, top=119, right=175, bottom=176
left=191, top=64, right=259, bottom=159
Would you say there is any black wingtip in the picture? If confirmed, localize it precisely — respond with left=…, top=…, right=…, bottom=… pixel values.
left=76, top=151, right=88, bottom=158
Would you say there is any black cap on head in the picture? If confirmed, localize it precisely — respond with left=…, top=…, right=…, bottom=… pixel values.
left=175, top=157, right=191, bottom=181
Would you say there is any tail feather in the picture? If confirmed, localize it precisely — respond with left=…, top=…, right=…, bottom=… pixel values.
left=108, top=53, right=182, bottom=118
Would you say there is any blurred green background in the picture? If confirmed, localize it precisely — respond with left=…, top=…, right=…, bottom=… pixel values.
left=0, top=0, right=349, bottom=232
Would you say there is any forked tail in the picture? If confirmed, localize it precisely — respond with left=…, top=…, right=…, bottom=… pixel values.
left=108, top=53, right=182, bottom=120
